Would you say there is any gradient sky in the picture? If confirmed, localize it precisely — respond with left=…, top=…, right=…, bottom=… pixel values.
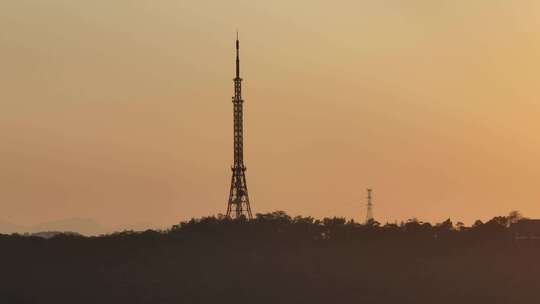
left=2, top=0, right=540, bottom=230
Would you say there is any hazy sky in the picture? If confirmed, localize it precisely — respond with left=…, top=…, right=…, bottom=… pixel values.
left=2, top=0, right=540, bottom=230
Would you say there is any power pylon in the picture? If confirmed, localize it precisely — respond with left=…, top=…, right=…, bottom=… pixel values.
left=366, top=188, right=373, bottom=223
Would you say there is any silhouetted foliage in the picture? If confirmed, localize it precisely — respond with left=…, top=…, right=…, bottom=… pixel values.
left=0, top=211, right=539, bottom=303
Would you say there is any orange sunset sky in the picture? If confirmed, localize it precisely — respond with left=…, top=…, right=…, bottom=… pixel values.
left=2, top=1, right=540, bottom=230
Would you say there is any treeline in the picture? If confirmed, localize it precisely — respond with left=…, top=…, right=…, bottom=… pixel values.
left=1, top=211, right=539, bottom=304
left=169, top=210, right=524, bottom=243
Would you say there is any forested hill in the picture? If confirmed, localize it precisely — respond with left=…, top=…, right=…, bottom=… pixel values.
left=1, top=211, right=539, bottom=304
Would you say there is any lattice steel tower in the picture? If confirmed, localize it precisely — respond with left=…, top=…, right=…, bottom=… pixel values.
left=366, top=188, right=374, bottom=223
left=226, top=33, right=253, bottom=219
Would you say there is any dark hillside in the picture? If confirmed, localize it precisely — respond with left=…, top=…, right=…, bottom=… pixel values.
left=1, top=212, right=539, bottom=304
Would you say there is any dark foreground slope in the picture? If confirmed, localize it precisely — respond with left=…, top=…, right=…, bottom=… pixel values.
left=1, top=212, right=539, bottom=304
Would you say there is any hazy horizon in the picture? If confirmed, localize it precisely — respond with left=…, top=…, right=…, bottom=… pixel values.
left=2, top=1, right=540, bottom=229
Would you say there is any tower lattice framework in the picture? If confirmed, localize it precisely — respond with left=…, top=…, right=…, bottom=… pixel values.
left=226, top=34, right=253, bottom=219
left=366, top=188, right=374, bottom=223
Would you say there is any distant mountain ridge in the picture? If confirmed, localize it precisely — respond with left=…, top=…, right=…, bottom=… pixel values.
left=30, top=231, right=82, bottom=239
left=0, top=218, right=166, bottom=236
left=0, top=218, right=106, bottom=236
left=0, top=220, right=25, bottom=234
left=31, top=218, right=106, bottom=236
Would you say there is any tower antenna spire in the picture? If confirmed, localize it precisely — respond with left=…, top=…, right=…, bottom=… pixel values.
left=226, top=32, right=253, bottom=219
left=235, top=31, right=240, bottom=79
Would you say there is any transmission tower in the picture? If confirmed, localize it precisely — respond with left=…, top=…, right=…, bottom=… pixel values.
left=366, top=188, right=373, bottom=223
left=226, top=33, right=253, bottom=219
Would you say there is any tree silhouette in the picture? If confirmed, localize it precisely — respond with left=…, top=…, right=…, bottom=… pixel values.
left=0, top=210, right=537, bottom=304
